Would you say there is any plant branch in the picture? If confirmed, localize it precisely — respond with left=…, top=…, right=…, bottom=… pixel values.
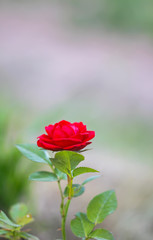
left=62, top=199, right=71, bottom=240
left=49, top=164, right=64, bottom=216
left=67, top=175, right=73, bottom=200
left=61, top=175, right=73, bottom=240
left=49, top=162, right=73, bottom=240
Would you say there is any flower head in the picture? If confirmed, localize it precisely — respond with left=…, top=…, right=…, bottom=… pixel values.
left=37, top=120, right=95, bottom=151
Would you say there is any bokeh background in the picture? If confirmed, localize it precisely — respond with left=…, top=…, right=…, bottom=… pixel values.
left=0, top=1, right=153, bottom=240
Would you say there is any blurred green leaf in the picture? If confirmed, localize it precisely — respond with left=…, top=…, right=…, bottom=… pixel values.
left=0, top=112, right=31, bottom=212
left=87, top=190, right=117, bottom=224
left=0, top=211, right=20, bottom=228
left=55, top=168, right=67, bottom=180
left=0, top=221, right=13, bottom=230
left=64, top=184, right=85, bottom=198
left=71, top=212, right=94, bottom=238
left=82, top=175, right=101, bottom=185
left=9, top=203, right=28, bottom=223
left=16, top=144, right=50, bottom=164
left=89, top=228, right=114, bottom=240
left=0, top=229, right=10, bottom=235
left=20, top=232, right=39, bottom=240
left=17, top=214, right=34, bottom=226
left=29, top=171, right=58, bottom=182
left=73, top=167, right=99, bottom=177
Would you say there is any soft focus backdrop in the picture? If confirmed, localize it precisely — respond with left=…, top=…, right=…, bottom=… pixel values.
left=0, top=1, right=153, bottom=240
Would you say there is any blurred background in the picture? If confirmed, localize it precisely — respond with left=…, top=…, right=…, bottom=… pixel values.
left=0, top=1, right=153, bottom=239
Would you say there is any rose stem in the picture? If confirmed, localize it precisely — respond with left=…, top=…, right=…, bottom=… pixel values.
left=49, top=164, right=65, bottom=235
left=49, top=163, right=73, bottom=240
left=61, top=199, right=71, bottom=240
left=61, top=175, right=73, bottom=240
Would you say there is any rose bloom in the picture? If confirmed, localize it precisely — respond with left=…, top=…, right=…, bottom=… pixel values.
left=37, top=120, right=95, bottom=151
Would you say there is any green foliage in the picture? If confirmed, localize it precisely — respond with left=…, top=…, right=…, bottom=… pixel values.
left=16, top=144, right=51, bottom=165
left=9, top=203, right=28, bottom=223
left=87, top=190, right=117, bottom=224
left=71, top=212, right=94, bottom=238
left=88, top=229, right=114, bottom=240
left=54, top=168, right=67, bottom=180
left=20, top=232, right=39, bottom=240
left=0, top=229, right=9, bottom=235
left=0, top=211, right=20, bottom=229
left=51, top=151, right=84, bottom=176
left=17, top=138, right=117, bottom=240
left=82, top=175, right=101, bottom=185
left=0, top=105, right=31, bottom=212
left=73, top=167, right=99, bottom=177
left=9, top=203, right=33, bottom=227
left=66, top=0, right=153, bottom=34
left=0, top=203, right=39, bottom=240
left=29, top=171, right=58, bottom=182
left=9, top=203, right=33, bottom=226
left=64, top=184, right=85, bottom=198
left=70, top=190, right=117, bottom=239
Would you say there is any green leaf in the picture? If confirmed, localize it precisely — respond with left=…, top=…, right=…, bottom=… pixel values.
left=18, top=214, right=34, bottom=226
left=68, top=151, right=84, bottom=170
left=73, top=167, right=99, bottom=177
left=0, top=221, right=12, bottom=229
left=50, top=151, right=71, bottom=176
left=20, top=232, right=40, bottom=240
left=0, top=229, right=10, bottom=235
left=0, top=211, right=20, bottom=228
left=9, top=203, right=33, bottom=226
left=73, top=184, right=85, bottom=197
left=64, top=184, right=85, bottom=198
left=29, top=171, right=58, bottom=182
left=89, top=229, right=115, bottom=240
left=51, top=151, right=84, bottom=176
left=54, top=168, right=67, bottom=180
left=9, top=203, right=28, bottom=223
left=87, top=190, right=117, bottom=224
left=82, top=175, right=101, bottom=185
left=16, top=144, right=51, bottom=164
left=71, top=212, right=94, bottom=238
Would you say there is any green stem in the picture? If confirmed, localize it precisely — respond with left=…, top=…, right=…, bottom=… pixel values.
left=11, top=231, right=20, bottom=240
left=61, top=175, right=73, bottom=240
left=62, top=199, right=71, bottom=240
left=50, top=163, right=73, bottom=240
left=67, top=175, right=73, bottom=200
left=50, top=164, right=64, bottom=216
left=58, top=180, right=65, bottom=216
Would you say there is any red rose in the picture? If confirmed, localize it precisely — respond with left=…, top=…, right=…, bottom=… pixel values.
left=37, top=120, right=95, bottom=151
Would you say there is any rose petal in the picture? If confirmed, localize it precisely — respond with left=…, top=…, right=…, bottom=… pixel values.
left=38, top=135, right=82, bottom=148
left=72, top=132, right=89, bottom=141
left=53, top=126, right=68, bottom=138
left=64, top=141, right=91, bottom=151
left=85, top=131, right=95, bottom=141
left=58, top=120, right=71, bottom=126
left=73, top=122, right=87, bottom=132
left=52, top=138, right=82, bottom=147
left=37, top=139, right=62, bottom=151
left=62, top=125, right=75, bottom=136
left=45, top=125, right=54, bottom=137
left=37, top=134, right=53, bottom=143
